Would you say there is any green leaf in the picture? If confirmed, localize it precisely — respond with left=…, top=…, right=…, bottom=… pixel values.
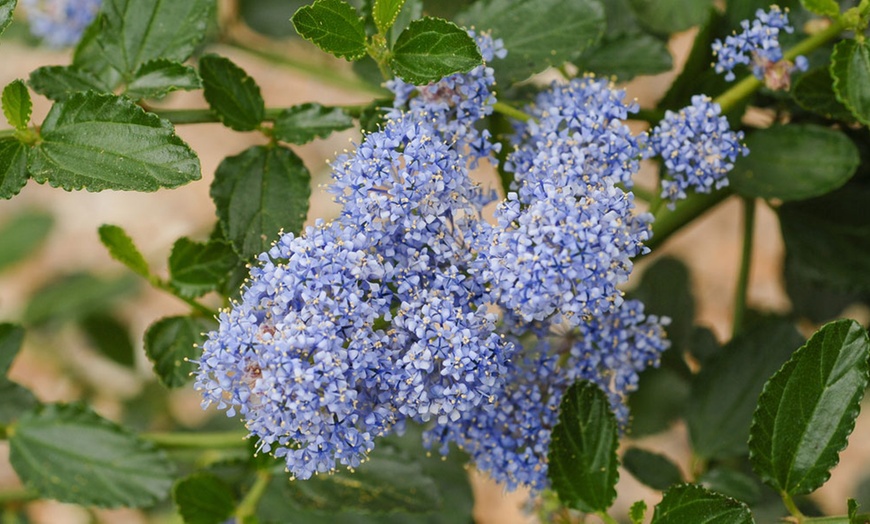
left=238, top=0, right=299, bottom=37
left=849, top=498, right=859, bottom=522
left=749, top=319, right=870, bottom=496
left=24, top=272, right=138, bottom=326
left=125, top=59, right=202, bottom=100
left=72, top=22, right=124, bottom=90
left=623, top=448, right=683, bottom=491
left=173, top=472, right=235, bottom=524
left=0, top=380, right=38, bottom=426
left=831, top=39, right=870, bottom=125
left=801, top=0, right=839, bottom=16
left=28, top=65, right=110, bottom=101
left=98, top=224, right=151, bottom=278
left=459, top=0, right=605, bottom=85
left=144, top=316, right=213, bottom=388
left=211, top=145, right=311, bottom=259
left=0, top=323, right=24, bottom=376
left=686, top=320, right=804, bottom=460
left=9, top=403, right=175, bottom=507
left=2, top=80, right=32, bottom=131
left=386, top=0, right=420, bottom=46
left=793, top=67, right=856, bottom=122
left=548, top=380, right=619, bottom=513
left=697, top=469, right=762, bottom=506
left=80, top=313, right=136, bottom=368
left=28, top=92, right=201, bottom=192
left=291, top=0, right=367, bottom=61
left=0, top=0, right=14, bottom=37
left=374, top=0, right=406, bottom=35
left=630, top=501, right=647, bottom=524
left=575, top=32, right=672, bottom=81
left=389, top=17, right=481, bottom=85
left=199, top=54, right=265, bottom=132
left=628, top=0, right=713, bottom=34
left=628, top=366, right=690, bottom=436
left=650, top=484, right=754, bottom=524
left=97, top=0, right=216, bottom=77
left=729, top=125, right=858, bottom=202
left=272, top=103, right=354, bottom=145
left=0, top=138, right=28, bottom=199
left=0, top=210, right=53, bottom=271
left=169, top=237, right=238, bottom=298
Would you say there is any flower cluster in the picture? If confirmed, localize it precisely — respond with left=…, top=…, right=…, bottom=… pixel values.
left=712, top=6, right=808, bottom=88
left=647, top=95, right=748, bottom=205
left=20, top=0, right=101, bottom=47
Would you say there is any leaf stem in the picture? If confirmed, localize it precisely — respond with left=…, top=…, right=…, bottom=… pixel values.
left=493, top=101, right=531, bottom=122
left=0, top=489, right=38, bottom=505
left=595, top=511, right=620, bottom=524
left=235, top=469, right=272, bottom=522
left=782, top=492, right=806, bottom=523
left=141, top=430, right=248, bottom=449
left=732, top=197, right=755, bottom=338
left=149, top=277, right=215, bottom=318
left=645, top=189, right=733, bottom=253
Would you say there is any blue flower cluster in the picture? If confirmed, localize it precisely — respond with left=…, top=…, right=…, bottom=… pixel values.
left=20, top=0, right=101, bottom=47
left=712, top=6, right=808, bottom=88
left=647, top=95, right=748, bottom=205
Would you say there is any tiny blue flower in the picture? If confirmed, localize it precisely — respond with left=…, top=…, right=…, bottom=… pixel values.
left=21, top=0, right=101, bottom=47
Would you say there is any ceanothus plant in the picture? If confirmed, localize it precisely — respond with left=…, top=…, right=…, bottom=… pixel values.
left=1, top=0, right=870, bottom=523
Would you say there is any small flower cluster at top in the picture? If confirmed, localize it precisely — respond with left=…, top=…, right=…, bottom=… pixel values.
left=20, top=0, right=101, bottom=47
left=196, top=32, right=746, bottom=492
left=712, top=5, right=808, bottom=89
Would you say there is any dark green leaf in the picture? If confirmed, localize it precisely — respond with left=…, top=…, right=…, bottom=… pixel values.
left=686, top=320, right=804, bottom=459
left=0, top=138, right=28, bottom=199
left=28, top=92, right=201, bottom=192
left=238, top=0, right=301, bottom=37
left=97, top=0, right=216, bottom=77
left=548, top=380, right=619, bottom=513
left=0, top=380, right=38, bottom=425
left=2, top=79, right=32, bottom=131
left=697, top=469, right=761, bottom=506
left=630, top=501, right=647, bottom=524
left=459, top=0, right=604, bottom=85
left=272, top=103, right=354, bottom=145
left=80, top=313, right=136, bottom=368
left=9, top=403, right=175, bottom=507
left=169, top=237, right=238, bottom=298
left=793, top=67, right=856, bottom=122
left=387, top=0, right=421, bottom=46
left=28, top=65, right=110, bottom=101
left=651, top=484, right=754, bottom=524
left=730, top=125, right=858, bottom=202
left=144, top=316, right=213, bottom=388
left=199, top=54, right=265, bottom=132
left=801, top=0, right=840, bottom=16
left=749, top=319, right=870, bottom=495
left=575, top=32, right=672, bottom=81
left=211, top=145, right=310, bottom=259
left=72, top=22, right=124, bottom=90
left=628, top=0, right=713, bottom=34
left=0, top=210, right=53, bottom=271
left=0, top=0, right=14, bottom=37
left=784, top=253, right=865, bottom=323
left=173, top=472, right=235, bottom=524
left=689, top=326, right=720, bottom=365
left=0, top=323, right=24, bottom=376
left=24, top=272, right=138, bottom=326
left=831, top=39, right=870, bottom=125
left=389, top=17, right=482, bottom=85
left=374, top=0, right=406, bottom=35
left=291, top=0, right=367, bottom=61
left=98, top=224, right=150, bottom=278
left=125, top=59, right=202, bottom=100
left=623, top=448, right=683, bottom=491
left=849, top=498, right=860, bottom=523
left=628, top=366, right=690, bottom=436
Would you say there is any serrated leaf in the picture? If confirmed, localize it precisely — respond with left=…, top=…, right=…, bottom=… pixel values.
left=698, top=469, right=762, bottom=506
left=630, top=500, right=647, bottom=524
left=199, top=54, right=265, bottom=132
left=0, top=323, right=24, bottom=376
left=749, top=319, right=870, bottom=496
left=9, top=403, right=175, bottom=507
left=548, top=380, right=619, bottom=513
left=28, top=92, right=201, bottom=192
left=623, top=448, right=683, bottom=491
left=292, top=0, right=367, bottom=61
left=2, top=80, right=32, bottom=131
left=173, top=472, right=235, bottom=524
left=651, top=484, right=754, bottom=524
left=145, top=316, right=213, bottom=388
left=729, top=125, right=858, bottom=202
left=832, top=40, right=870, bottom=125
left=459, top=0, right=604, bottom=85
left=374, top=0, right=406, bottom=35
left=386, top=0, right=421, bottom=46
left=0, top=0, right=14, bottom=37
left=272, top=103, right=354, bottom=145
left=24, top=272, right=138, bottom=326
left=169, top=237, right=238, bottom=298
left=686, top=320, right=804, bottom=460
left=389, top=17, right=482, bottom=85
left=0, top=138, right=28, bottom=199
left=801, top=0, right=839, bottom=16
left=28, top=65, right=110, bottom=101
left=97, top=0, right=215, bottom=77
left=125, top=59, right=202, bottom=100
left=0, top=210, right=53, bottom=271
left=793, top=67, right=856, bottom=122
left=80, top=313, right=136, bottom=368
left=575, top=32, right=673, bottom=81
left=0, top=380, right=38, bottom=425
left=98, top=224, right=150, bottom=278
left=628, top=0, right=713, bottom=34
left=211, top=145, right=310, bottom=259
